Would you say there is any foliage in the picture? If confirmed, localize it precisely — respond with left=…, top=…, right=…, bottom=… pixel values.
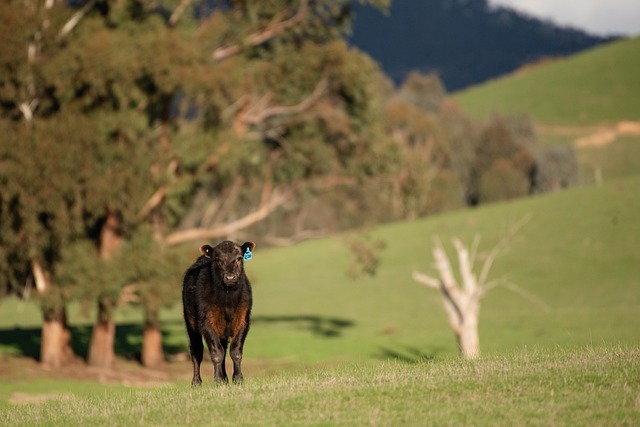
left=345, top=232, right=386, bottom=279
left=470, top=115, right=536, bottom=204
left=478, top=158, right=531, bottom=203
left=0, top=0, right=392, bottom=312
left=397, top=71, right=446, bottom=114
left=0, top=0, right=605, bottom=367
left=535, top=145, right=580, bottom=192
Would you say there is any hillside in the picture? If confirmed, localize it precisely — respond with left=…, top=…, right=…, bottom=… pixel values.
left=3, top=174, right=638, bottom=363
left=248, top=174, right=640, bottom=360
left=348, top=0, right=614, bottom=91
left=453, top=37, right=640, bottom=125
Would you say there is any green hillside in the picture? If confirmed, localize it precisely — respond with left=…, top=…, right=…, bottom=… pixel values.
left=4, top=174, right=638, bottom=363
left=1, top=176, right=638, bottom=425
left=453, top=37, right=640, bottom=126
left=247, top=174, right=640, bottom=360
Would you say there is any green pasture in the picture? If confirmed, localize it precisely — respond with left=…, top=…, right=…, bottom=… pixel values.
left=578, top=135, right=640, bottom=184
left=2, top=346, right=638, bottom=426
left=2, top=174, right=639, bottom=365
left=1, top=174, right=639, bottom=424
left=454, top=37, right=640, bottom=125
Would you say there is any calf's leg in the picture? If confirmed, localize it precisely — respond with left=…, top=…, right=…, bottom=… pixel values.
left=187, top=328, right=203, bottom=387
left=203, top=329, right=228, bottom=384
left=230, top=325, right=249, bottom=384
left=230, top=341, right=244, bottom=384
left=220, top=338, right=229, bottom=381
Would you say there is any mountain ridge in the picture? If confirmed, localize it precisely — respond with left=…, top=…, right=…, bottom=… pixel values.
left=348, top=0, right=617, bottom=91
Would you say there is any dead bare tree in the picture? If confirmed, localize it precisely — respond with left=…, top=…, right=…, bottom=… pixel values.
left=412, top=215, right=532, bottom=359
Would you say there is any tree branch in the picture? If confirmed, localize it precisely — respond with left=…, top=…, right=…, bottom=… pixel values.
left=469, top=234, right=481, bottom=269
left=213, top=0, right=309, bottom=61
left=432, top=237, right=459, bottom=293
left=164, top=186, right=289, bottom=246
left=18, top=100, right=38, bottom=122
left=411, top=271, right=440, bottom=289
left=137, top=186, right=166, bottom=221
left=453, top=238, right=478, bottom=296
left=241, top=77, right=328, bottom=127
left=168, top=0, right=192, bottom=27
left=31, top=260, right=48, bottom=293
left=57, top=0, right=97, bottom=42
left=501, top=280, right=551, bottom=312
left=165, top=192, right=288, bottom=246
left=479, top=214, right=532, bottom=285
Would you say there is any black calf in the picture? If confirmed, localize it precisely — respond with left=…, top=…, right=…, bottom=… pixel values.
left=182, top=240, right=255, bottom=385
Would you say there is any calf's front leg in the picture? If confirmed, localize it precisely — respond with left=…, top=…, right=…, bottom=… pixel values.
left=203, top=329, right=228, bottom=384
left=230, top=323, right=250, bottom=384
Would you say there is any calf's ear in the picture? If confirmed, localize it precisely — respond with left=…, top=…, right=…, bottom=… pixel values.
left=200, top=245, right=214, bottom=258
left=241, top=241, right=256, bottom=255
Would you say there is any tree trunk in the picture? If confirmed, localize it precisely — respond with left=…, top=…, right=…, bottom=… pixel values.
left=40, top=306, right=76, bottom=368
left=100, top=205, right=121, bottom=258
left=456, top=314, right=480, bottom=359
left=142, top=323, right=164, bottom=368
left=87, top=206, right=121, bottom=368
left=413, top=220, right=531, bottom=360
left=141, top=306, right=164, bottom=367
left=87, top=300, right=116, bottom=368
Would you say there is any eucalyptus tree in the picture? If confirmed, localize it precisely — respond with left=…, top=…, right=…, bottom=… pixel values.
left=1, top=0, right=391, bottom=367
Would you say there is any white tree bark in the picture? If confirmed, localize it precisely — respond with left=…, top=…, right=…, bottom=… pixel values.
left=412, top=215, right=532, bottom=359
left=412, top=238, right=481, bottom=359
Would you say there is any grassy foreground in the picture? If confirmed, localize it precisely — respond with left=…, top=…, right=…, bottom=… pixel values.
left=1, top=175, right=638, bottom=425
left=2, top=345, right=638, bottom=426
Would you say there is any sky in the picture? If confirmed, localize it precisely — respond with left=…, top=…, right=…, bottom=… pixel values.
left=489, top=0, right=640, bottom=37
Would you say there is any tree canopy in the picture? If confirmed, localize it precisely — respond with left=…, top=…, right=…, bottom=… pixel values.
left=0, top=0, right=578, bottom=367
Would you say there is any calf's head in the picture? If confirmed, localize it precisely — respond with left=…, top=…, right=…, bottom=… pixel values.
left=200, top=241, right=255, bottom=286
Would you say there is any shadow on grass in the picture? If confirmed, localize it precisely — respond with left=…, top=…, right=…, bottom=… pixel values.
left=0, top=321, right=185, bottom=363
left=252, top=315, right=355, bottom=338
left=0, top=315, right=355, bottom=362
left=376, top=346, right=443, bottom=363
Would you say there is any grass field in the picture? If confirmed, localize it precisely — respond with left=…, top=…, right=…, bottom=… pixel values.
left=453, top=37, right=640, bottom=126
left=2, top=346, right=638, bottom=426
left=2, top=174, right=639, bottom=365
left=578, top=136, right=640, bottom=184
left=1, top=174, right=639, bottom=425
left=2, top=31, right=639, bottom=427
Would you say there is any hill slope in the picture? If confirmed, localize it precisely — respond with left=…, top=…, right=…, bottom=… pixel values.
left=453, top=37, right=640, bottom=125
left=245, top=174, right=640, bottom=361
left=1, top=177, right=638, bottom=362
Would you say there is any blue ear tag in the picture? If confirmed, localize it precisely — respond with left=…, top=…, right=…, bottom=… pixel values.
left=243, top=247, right=252, bottom=261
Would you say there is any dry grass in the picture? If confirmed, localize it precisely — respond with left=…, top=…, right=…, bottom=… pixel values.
left=2, top=345, right=638, bottom=426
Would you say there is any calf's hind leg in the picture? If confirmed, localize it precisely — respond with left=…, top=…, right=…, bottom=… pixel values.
left=187, top=328, right=204, bottom=387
